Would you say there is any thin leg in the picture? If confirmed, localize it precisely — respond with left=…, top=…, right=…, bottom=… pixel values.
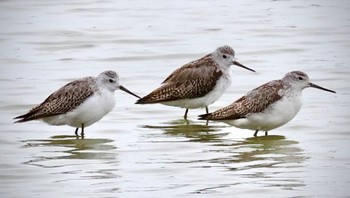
left=184, top=109, right=189, bottom=120
left=205, top=107, right=209, bottom=125
left=254, top=129, right=259, bottom=137
left=265, top=131, right=268, bottom=136
left=75, top=128, right=79, bottom=136
left=81, top=123, right=85, bottom=137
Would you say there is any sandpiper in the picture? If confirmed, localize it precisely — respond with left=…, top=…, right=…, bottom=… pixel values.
left=136, top=45, right=255, bottom=119
left=199, top=71, right=336, bottom=136
left=14, top=70, right=140, bottom=137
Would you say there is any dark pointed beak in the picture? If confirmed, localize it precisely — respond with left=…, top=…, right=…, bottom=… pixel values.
left=233, top=60, right=256, bottom=72
left=309, top=82, right=336, bottom=93
left=119, top=85, right=141, bottom=98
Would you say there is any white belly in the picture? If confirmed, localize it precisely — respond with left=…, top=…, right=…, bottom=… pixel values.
left=224, top=95, right=303, bottom=132
left=162, top=76, right=231, bottom=109
left=42, top=90, right=116, bottom=128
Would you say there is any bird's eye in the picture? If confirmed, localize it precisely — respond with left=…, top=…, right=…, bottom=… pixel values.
left=109, top=79, right=114, bottom=83
left=298, top=77, right=303, bottom=80
left=222, top=55, right=227, bottom=59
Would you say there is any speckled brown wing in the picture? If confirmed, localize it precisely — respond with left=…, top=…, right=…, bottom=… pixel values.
left=161, top=54, right=212, bottom=84
left=136, top=57, right=222, bottom=104
left=14, top=77, right=96, bottom=122
left=200, top=80, right=284, bottom=120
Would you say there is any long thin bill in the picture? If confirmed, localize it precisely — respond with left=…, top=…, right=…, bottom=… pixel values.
left=233, top=61, right=256, bottom=72
left=309, top=82, right=336, bottom=93
left=119, top=85, right=141, bottom=98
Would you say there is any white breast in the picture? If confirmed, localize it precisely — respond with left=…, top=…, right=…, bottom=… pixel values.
left=162, top=75, right=231, bottom=109
left=43, top=89, right=116, bottom=128
left=224, top=93, right=303, bottom=132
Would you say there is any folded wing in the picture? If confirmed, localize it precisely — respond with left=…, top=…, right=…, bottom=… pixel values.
left=14, top=78, right=95, bottom=122
left=199, top=80, right=284, bottom=120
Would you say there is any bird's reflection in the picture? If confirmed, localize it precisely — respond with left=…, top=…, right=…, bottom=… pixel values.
left=143, top=119, right=229, bottom=142
left=144, top=119, right=306, bottom=190
left=212, top=135, right=305, bottom=168
left=207, top=135, right=306, bottom=189
left=21, top=135, right=117, bottom=168
left=150, top=120, right=306, bottom=169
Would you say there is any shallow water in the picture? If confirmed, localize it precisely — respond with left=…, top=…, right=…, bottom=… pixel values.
left=1, top=0, right=350, bottom=197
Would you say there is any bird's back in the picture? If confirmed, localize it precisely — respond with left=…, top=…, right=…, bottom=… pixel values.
left=199, top=79, right=284, bottom=120
left=14, top=77, right=96, bottom=122
left=136, top=56, right=224, bottom=104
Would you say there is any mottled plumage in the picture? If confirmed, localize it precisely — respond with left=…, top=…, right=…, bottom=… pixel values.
left=14, top=70, right=140, bottom=137
left=136, top=45, right=255, bottom=119
left=199, top=71, right=336, bottom=136
left=201, top=80, right=284, bottom=120
left=137, top=65, right=223, bottom=103
left=14, top=77, right=97, bottom=122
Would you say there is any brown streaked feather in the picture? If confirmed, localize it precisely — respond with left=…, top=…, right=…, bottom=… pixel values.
left=200, top=80, right=284, bottom=120
left=137, top=56, right=223, bottom=104
left=14, top=77, right=97, bottom=122
left=137, top=69, right=222, bottom=104
left=161, top=54, right=214, bottom=83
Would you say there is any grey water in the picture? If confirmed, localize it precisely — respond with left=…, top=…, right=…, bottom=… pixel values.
left=0, top=0, right=349, bottom=197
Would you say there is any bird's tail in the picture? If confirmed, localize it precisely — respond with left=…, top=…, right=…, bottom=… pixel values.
left=198, top=113, right=213, bottom=120
left=135, top=95, right=165, bottom=104
left=13, top=108, right=42, bottom=123
left=13, top=114, right=31, bottom=123
left=135, top=97, right=149, bottom=104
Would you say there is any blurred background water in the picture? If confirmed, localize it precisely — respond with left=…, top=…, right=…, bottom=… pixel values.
left=0, top=0, right=349, bottom=197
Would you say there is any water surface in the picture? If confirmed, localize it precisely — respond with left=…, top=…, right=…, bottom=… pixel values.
left=0, top=0, right=349, bottom=197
